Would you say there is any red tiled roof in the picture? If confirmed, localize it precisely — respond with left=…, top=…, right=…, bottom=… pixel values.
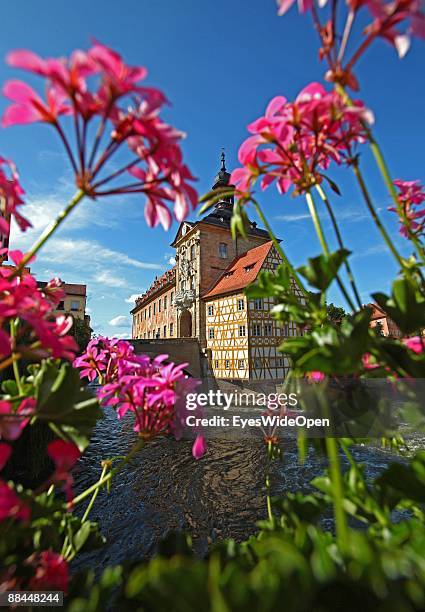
left=368, top=303, right=387, bottom=320
left=203, top=241, right=274, bottom=299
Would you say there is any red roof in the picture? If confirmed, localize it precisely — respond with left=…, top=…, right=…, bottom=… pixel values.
left=368, top=303, right=387, bottom=320
left=203, top=241, right=274, bottom=299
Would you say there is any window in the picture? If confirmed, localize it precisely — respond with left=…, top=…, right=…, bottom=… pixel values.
left=148, top=306, right=151, bottom=318
left=209, top=328, right=215, bottom=339
left=264, top=323, right=273, bottom=336
left=169, top=322, right=174, bottom=337
left=181, top=280, right=186, bottom=291
left=144, top=310, right=147, bottom=320
left=190, top=275, right=196, bottom=289
left=215, top=360, right=219, bottom=368
left=254, top=359, right=261, bottom=369
left=158, top=299, right=161, bottom=312
left=225, top=360, right=230, bottom=369
left=71, top=300, right=79, bottom=311
left=277, top=357, right=284, bottom=367
left=208, top=305, right=214, bottom=316
left=239, top=325, right=246, bottom=337
left=237, top=299, right=245, bottom=311
left=190, top=245, right=195, bottom=259
left=156, top=328, right=160, bottom=339
left=164, top=295, right=167, bottom=309
left=254, top=298, right=263, bottom=310
left=219, top=243, right=228, bottom=259
left=244, top=264, right=255, bottom=272
left=252, top=324, right=261, bottom=336
left=57, top=301, right=64, bottom=311
left=163, top=325, right=166, bottom=338
left=153, top=303, right=156, bottom=315
left=144, top=333, right=146, bottom=339
left=171, top=292, right=174, bottom=304
left=238, top=360, right=245, bottom=369
left=224, top=270, right=234, bottom=278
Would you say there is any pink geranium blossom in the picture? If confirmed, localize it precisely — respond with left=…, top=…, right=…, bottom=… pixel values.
left=0, top=157, right=30, bottom=234
left=231, top=82, right=371, bottom=197
left=0, top=480, right=30, bottom=521
left=0, top=264, right=78, bottom=361
left=28, top=551, right=69, bottom=592
left=192, top=434, right=207, bottom=459
left=2, top=41, right=197, bottom=230
left=75, top=337, right=205, bottom=450
left=47, top=440, right=81, bottom=501
left=389, top=178, right=425, bottom=240
left=403, top=336, right=424, bottom=354
left=0, top=443, right=11, bottom=470
left=0, top=398, right=35, bottom=441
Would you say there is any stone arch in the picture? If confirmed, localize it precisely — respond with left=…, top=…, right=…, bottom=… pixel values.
left=179, top=309, right=192, bottom=338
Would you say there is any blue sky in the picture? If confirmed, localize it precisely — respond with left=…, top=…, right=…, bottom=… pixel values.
left=1, top=0, right=424, bottom=336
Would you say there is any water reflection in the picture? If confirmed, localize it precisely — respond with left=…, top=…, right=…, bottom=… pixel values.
left=72, top=407, right=405, bottom=571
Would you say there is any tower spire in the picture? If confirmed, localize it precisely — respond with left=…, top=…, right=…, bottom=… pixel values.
left=220, top=147, right=226, bottom=172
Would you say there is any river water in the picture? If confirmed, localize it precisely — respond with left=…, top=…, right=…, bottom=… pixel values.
left=71, top=406, right=413, bottom=573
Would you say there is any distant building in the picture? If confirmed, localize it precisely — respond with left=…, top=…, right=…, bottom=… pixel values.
left=131, top=154, right=303, bottom=381
left=37, top=281, right=89, bottom=324
left=368, top=303, right=402, bottom=338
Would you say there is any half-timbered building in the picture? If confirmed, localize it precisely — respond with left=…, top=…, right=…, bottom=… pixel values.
left=130, top=153, right=302, bottom=381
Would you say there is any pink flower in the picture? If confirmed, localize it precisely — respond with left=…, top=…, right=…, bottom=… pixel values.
left=3, top=42, right=197, bottom=230
left=389, top=178, right=425, bottom=239
left=306, top=371, right=326, bottom=382
left=0, top=480, right=30, bottom=521
left=0, top=157, right=30, bottom=234
left=28, top=551, right=69, bottom=592
left=75, top=338, right=204, bottom=450
left=2, top=80, right=70, bottom=126
left=403, top=336, right=424, bottom=354
left=0, top=398, right=35, bottom=441
left=277, top=0, right=313, bottom=16
left=47, top=440, right=81, bottom=502
left=192, top=434, right=207, bottom=459
left=0, top=443, right=12, bottom=470
left=232, top=83, right=370, bottom=197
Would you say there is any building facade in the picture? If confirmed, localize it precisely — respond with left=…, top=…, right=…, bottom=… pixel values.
left=368, top=303, right=403, bottom=338
left=130, top=156, right=302, bottom=380
left=37, top=281, right=89, bottom=323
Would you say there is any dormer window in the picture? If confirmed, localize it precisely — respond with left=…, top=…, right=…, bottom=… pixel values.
left=219, top=243, right=228, bottom=259
left=245, top=264, right=255, bottom=272
left=224, top=270, right=234, bottom=278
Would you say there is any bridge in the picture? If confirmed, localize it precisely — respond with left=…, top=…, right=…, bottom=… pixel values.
left=128, top=337, right=208, bottom=379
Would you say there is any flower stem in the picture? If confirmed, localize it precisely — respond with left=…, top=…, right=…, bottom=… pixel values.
left=251, top=198, right=308, bottom=297
left=10, top=319, right=23, bottom=395
left=351, top=162, right=406, bottom=271
left=265, top=439, right=274, bottom=524
left=14, top=190, right=85, bottom=274
left=315, top=184, right=363, bottom=309
left=68, top=437, right=145, bottom=509
left=325, top=435, right=349, bottom=549
left=305, top=191, right=356, bottom=311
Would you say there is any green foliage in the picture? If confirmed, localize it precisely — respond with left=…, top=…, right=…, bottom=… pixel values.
left=298, top=249, right=351, bottom=291
left=373, top=277, right=425, bottom=335
left=31, top=360, right=102, bottom=450
left=70, top=317, right=92, bottom=353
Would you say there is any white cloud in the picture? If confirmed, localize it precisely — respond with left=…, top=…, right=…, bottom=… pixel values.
left=168, top=256, right=176, bottom=265
left=108, top=315, right=130, bottom=327
left=125, top=293, right=143, bottom=304
left=109, top=331, right=131, bottom=339
left=95, top=270, right=129, bottom=288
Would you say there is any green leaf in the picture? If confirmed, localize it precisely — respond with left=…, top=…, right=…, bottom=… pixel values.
left=297, top=249, right=351, bottom=291
left=34, top=360, right=102, bottom=451
left=372, top=278, right=425, bottom=335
